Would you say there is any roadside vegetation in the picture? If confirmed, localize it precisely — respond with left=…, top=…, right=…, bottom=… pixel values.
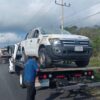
left=65, top=25, right=100, bottom=80
left=65, top=25, right=100, bottom=66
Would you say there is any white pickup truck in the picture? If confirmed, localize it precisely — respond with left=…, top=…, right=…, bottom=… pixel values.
left=20, top=27, right=92, bottom=67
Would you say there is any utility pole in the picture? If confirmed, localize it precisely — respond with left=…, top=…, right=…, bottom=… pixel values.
left=55, top=0, right=70, bottom=31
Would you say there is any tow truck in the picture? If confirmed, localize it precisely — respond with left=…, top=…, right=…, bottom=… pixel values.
left=0, top=48, right=11, bottom=64
left=9, top=43, right=100, bottom=92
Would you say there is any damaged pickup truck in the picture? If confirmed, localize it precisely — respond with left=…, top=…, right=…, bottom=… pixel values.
left=20, top=28, right=92, bottom=67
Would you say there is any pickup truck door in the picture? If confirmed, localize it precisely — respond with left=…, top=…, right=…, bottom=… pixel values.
left=29, top=29, right=40, bottom=56
left=25, top=39, right=33, bottom=55
left=24, top=33, right=34, bottom=55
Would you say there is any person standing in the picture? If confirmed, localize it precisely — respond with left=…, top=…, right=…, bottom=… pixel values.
left=23, top=56, right=38, bottom=100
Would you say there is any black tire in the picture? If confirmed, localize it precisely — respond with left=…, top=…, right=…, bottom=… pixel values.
left=19, top=71, right=26, bottom=88
left=75, top=60, right=89, bottom=67
left=39, top=48, right=51, bottom=68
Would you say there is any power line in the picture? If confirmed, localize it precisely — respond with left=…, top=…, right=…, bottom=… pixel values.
left=64, top=2, right=100, bottom=25
left=67, top=11, right=100, bottom=26
left=25, top=0, right=53, bottom=28
left=32, top=0, right=53, bottom=19
left=64, top=1, right=100, bottom=20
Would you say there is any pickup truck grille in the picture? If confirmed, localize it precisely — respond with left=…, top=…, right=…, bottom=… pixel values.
left=61, top=40, right=89, bottom=46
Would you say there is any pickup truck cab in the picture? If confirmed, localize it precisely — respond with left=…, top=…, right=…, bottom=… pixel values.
left=20, top=27, right=92, bottom=67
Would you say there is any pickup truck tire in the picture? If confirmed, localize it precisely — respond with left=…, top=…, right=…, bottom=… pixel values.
left=19, top=71, right=26, bottom=88
left=75, top=60, right=89, bottom=67
left=39, top=48, right=51, bottom=68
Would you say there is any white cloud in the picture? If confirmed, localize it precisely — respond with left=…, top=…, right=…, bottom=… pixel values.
left=0, top=32, right=22, bottom=43
left=0, top=0, right=61, bottom=31
left=0, top=0, right=100, bottom=32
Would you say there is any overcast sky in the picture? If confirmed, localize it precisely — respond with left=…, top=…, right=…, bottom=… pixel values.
left=0, top=0, right=100, bottom=47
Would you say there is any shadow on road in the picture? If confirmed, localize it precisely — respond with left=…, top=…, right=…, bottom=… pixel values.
left=45, top=89, right=95, bottom=100
left=61, top=90, right=93, bottom=100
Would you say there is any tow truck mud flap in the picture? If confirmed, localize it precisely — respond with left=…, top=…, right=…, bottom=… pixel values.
left=35, top=78, right=49, bottom=87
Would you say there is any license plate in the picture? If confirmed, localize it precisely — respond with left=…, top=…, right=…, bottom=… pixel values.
left=40, top=79, right=49, bottom=87
left=74, top=46, right=83, bottom=52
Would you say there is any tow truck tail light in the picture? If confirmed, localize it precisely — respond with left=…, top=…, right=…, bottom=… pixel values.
left=39, top=74, right=47, bottom=79
left=74, top=74, right=81, bottom=77
left=43, top=74, right=47, bottom=79
left=56, top=75, right=65, bottom=79
left=88, top=70, right=92, bottom=76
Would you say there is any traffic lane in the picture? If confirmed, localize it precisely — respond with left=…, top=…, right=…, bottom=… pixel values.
left=0, top=64, right=99, bottom=100
left=0, top=64, right=26, bottom=100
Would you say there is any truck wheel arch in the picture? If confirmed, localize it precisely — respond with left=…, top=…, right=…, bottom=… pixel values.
left=38, top=45, right=52, bottom=67
left=38, top=45, right=45, bottom=52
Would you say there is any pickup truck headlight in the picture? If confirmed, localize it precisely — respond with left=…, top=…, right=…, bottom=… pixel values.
left=49, top=38, right=61, bottom=45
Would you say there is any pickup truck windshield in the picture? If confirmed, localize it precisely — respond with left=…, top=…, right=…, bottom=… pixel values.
left=41, top=29, right=71, bottom=35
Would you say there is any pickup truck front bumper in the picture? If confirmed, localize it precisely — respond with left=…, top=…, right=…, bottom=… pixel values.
left=45, top=45, right=92, bottom=61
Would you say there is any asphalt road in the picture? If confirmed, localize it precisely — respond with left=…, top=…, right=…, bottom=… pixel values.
left=0, top=64, right=100, bottom=100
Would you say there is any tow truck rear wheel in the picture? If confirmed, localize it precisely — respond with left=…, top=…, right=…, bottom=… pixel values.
left=75, top=60, right=89, bottom=67
left=19, top=71, right=26, bottom=88
left=39, top=48, right=51, bottom=68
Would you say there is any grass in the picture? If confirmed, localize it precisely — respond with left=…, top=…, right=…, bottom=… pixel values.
left=89, top=56, right=100, bottom=67
left=94, top=71, right=100, bottom=81
left=89, top=56, right=100, bottom=81
left=86, top=56, right=100, bottom=99
left=88, top=87, right=100, bottom=99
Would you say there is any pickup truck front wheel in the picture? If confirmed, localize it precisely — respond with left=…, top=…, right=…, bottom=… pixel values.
left=39, top=48, right=51, bottom=68
left=75, top=60, right=89, bottom=67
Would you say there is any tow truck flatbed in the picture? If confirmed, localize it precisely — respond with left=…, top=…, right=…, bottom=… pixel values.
left=40, top=66, right=100, bottom=72
left=8, top=42, right=100, bottom=93
left=15, top=60, right=100, bottom=72
left=14, top=60, right=100, bottom=88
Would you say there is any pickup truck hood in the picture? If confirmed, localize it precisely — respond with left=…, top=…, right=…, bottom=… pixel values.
left=43, top=34, right=89, bottom=41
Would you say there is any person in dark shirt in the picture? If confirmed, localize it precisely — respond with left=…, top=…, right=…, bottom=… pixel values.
left=24, top=56, right=38, bottom=100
